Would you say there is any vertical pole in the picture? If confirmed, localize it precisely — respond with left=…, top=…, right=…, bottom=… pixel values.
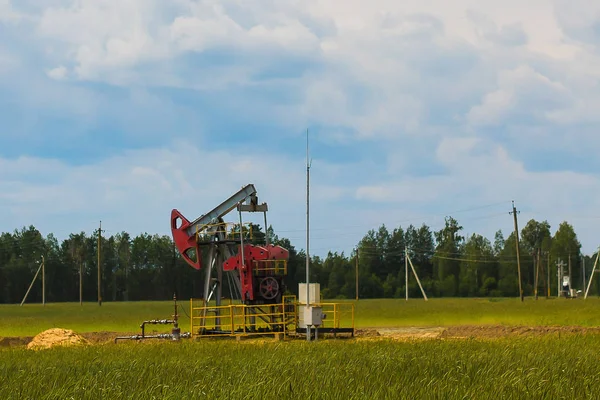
left=306, top=128, right=311, bottom=341
left=557, top=259, right=564, bottom=297
left=583, top=256, right=586, bottom=294
left=42, top=256, right=45, bottom=306
left=584, top=250, right=599, bottom=299
left=510, top=201, right=523, bottom=301
left=263, top=211, right=269, bottom=246
left=405, top=246, right=408, bottom=301
left=568, top=253, right=572, bottom=296
left=547, top=252, right=550, bottom=298
left=557, top=259, right=560, bottom=297
left=534, top=249, right=540, bottom=300
left=238, top=208, right=245, bottom=286
left=80, top=262, right=83, bottom=306
left=98, top=220, right=102, bottom=306
left=216, top=243, right=223, bottom=328
left=355, top=247, right=359, bottom=301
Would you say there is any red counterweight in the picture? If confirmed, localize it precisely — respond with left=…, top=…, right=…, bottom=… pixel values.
left=171, top=209, right=201, bottom=270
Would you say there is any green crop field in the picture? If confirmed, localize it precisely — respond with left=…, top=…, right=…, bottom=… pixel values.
left=3, top=297, right=600, bottom=399
left=2, top=297, right=600, bottom=337
left=2, top=335, right=600, bottom=399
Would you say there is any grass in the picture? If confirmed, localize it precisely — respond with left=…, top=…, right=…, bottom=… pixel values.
left=349, top=297, right=600, bottom=328
left=3, top=298, right=600, bottom=399
left=2, top=335, right=600, bottom=399
left=2, top=297, right=600, bottom=337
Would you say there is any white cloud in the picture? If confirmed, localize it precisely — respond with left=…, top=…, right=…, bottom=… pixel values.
left=552, top=0, right=600, bottom=47
left=2, top=0, right=593, bottom=141
left=467, top=65, right=572, bottom=127
left=46, top=65, right=67, bottom=80
left=354, top=136, right=600, bottom=251
left=0, top=142, right=351, bottom=246
left=3, top=0, right=600, bottom=257
left=0, top=0, right=20, bottom=23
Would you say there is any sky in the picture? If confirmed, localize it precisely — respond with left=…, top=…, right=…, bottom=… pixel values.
left=2, top=0, right=600, bottom=257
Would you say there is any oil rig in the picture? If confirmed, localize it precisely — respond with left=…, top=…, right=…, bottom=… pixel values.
left=170, top=183, right=354, bottom=339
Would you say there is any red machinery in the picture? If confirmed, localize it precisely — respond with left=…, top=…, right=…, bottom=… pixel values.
left=170, top=184, right=289, bottom=305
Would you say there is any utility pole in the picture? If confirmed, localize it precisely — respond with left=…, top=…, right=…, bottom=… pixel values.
left=557, top=259, right=567, bottom=297
left=583, top=256, right=586, bottom=294
left=42, top=256, right=45, bottom=306
left=405, top=246, right=408, bottom=301
left=98, top=220, right=104, bottom=306
left=538, top=248, right=546, bottom=299
left=509, top=201, right=523, bottom=301
left=355, top=247, right=359, bottom=301
left=534, top=249, right=540, bottom=300
left=547, top=251, right=550, bottom=298
left=568, top=252, right=572, bottom=297
left=80, top=261, right=83, bottom=306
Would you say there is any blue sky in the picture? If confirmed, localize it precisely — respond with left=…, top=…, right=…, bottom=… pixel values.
left=2, top=0, right=600, bottom=257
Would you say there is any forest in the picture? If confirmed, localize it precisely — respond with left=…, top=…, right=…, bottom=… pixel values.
left=0, top=216, right=596, bottom=304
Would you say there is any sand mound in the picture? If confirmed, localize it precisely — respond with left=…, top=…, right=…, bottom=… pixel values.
left=27, top=328, right=89, bottom=350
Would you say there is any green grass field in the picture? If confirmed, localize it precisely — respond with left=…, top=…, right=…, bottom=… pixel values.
left=2, top=335, right=600, bottom=399
left=3, top=298, right=600, bottom=399
left=2, top=297, right=600, bottom=337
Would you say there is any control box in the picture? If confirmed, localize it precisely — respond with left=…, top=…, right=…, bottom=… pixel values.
left=303, top=305, right=324, bottom=327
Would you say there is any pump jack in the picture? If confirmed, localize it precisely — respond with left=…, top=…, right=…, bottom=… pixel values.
left=170, top=184, right=290, bottom=334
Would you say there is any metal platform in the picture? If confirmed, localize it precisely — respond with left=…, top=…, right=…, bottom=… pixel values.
left=190, top=296, right=355, bottom=339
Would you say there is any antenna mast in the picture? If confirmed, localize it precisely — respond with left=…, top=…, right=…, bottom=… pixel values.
left=306, top=128, right=311, bottom=341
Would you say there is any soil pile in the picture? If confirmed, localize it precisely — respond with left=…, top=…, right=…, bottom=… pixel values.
left=27, top=328, right=89, bottom=350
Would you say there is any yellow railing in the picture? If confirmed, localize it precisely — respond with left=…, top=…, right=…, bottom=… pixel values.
left=283, top=295, right=298, bottom=333
left=253, top=259, right=288, bottom=275
left=190, top=297, right=297, bottom=338
left=189, top=296, right=354, bottom=339
left=314, top=302, right=355, bottom=332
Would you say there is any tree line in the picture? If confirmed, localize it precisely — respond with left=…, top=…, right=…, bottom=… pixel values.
left=0, top=217, right=598, bottom=304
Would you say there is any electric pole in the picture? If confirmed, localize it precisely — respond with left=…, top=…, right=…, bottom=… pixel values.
left=583, top=256, right=586, bottom=294
left=98, top=220, right=104, bottom=306
left=557, top=259, right=567, bottom=297
left=568, top=252, right=572, bottom=297
left=547, top=251, right=550, bottom=298
left=510, top=201, right=523, bottom=301
left=42, top=255, right=45, bottom=306
left=535, top=249, right=540, bottom=300
left=80, top=261, right=83, bottom=306
left=355, top=247, right=359, bottom=301
left=405, top=246, right=408, bottom=301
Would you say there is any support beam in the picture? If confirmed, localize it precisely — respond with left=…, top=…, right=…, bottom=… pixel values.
left=407, top=252, right=428, bottom=301
left=584, top=250, right=600, bottom=299
left=21, top=261, right=43, bottom=306
left=185, top=184, right=258, bottom=237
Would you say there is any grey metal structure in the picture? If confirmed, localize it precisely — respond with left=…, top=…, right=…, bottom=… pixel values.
left=171, top=184, right=271, bottom=329
left=184, top=184, right=267, bottom=238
